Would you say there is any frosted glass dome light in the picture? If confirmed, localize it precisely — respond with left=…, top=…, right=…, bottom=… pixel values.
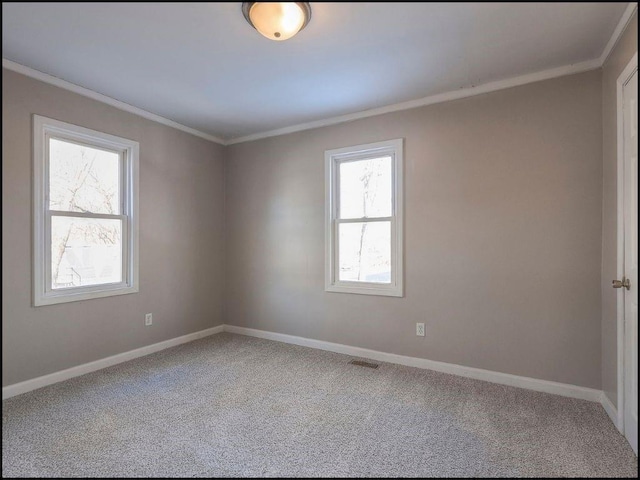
left=242, top=2, right=311, bottom=41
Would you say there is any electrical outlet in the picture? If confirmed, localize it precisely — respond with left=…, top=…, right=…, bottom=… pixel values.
left=145, top=313, right=153, bottom=326
left=416, top=323, right=425, bottom=337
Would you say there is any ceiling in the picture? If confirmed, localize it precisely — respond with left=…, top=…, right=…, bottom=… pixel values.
left=2, top=2, right=630, bottom=143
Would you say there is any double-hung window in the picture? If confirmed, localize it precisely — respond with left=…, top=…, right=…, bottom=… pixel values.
left=325, top=139, right=404, bottom=297
left=33, top=115, right=139, bottom=306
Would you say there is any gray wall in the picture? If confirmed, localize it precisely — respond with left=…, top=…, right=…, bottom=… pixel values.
left=2, top=65, right=609, bottom=391
left=225, top=71, right=604, bottom=389
left=601, top=12, right=638, bottom=406
left=2, top=69, right=226, bottom=386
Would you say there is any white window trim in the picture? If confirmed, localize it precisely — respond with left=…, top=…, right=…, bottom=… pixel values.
left=33, top=115, right=139, bottom=306
left=325, top=138, right=404, bottom=297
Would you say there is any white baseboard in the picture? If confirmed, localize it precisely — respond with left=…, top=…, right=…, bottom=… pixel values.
left=223, top=325, right=602, bottom=403
left=2, top=325, right=224, bottom=400
left=2, top=323, right=608, bottom=411
left=600, top=391, right=622, bottom=432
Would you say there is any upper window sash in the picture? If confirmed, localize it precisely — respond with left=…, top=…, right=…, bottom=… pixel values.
left=45, top=133, right=125, bottom=216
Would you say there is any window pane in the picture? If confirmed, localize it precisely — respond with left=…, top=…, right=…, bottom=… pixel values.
left=49, top=138, right=120, bottom=214
left=51, top=216, right=122, bottom=289
left=339, top=221, right=391, bottom=283
left=339, top=156, right=392, bottom=219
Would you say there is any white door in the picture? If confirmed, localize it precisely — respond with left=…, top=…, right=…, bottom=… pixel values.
left=623, top=68, right=638, bottom=455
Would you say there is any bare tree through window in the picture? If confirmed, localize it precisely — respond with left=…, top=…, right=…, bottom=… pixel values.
left=338, top=156, right=392, bottom=283
left=356, top=159, right=382, bottom=280
left=49, top=139, right=122, bottom=288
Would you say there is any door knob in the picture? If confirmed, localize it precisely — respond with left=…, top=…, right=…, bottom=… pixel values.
left=612, top=277, right=631, bottom=290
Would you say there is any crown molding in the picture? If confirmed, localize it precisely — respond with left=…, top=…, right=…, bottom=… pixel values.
left=2, top=58, right=225, bottom=145
left=225, top=58, right=601, bottom=145
left=599, top=2, right=638, bottom=66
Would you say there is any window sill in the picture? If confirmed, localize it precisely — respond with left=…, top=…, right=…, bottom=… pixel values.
left=34, top=284, right=139, bottom=307
left=325, top=283, right=403, bottom=297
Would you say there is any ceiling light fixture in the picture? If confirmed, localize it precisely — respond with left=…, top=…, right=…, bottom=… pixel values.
left=242, top=2, right=311, bottom=41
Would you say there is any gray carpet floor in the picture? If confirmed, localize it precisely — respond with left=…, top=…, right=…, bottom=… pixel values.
left=2, top=333, right=638, bottom=477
